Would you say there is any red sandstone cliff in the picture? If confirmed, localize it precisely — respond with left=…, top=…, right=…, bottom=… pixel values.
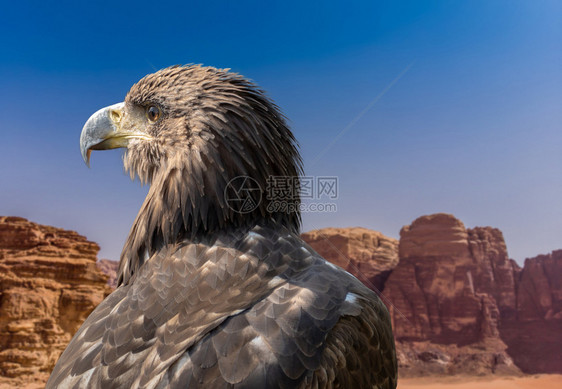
left=517, top=250, right=562, bottom=321
left=301, top=227, right=399, bottom=292
left=299, top=215, right=562, bottom=376
left=500, top=250, right=562, bottom=374
left=0, top=217, right=111, bottom=388
left=382, top=214, right=520, bottom=376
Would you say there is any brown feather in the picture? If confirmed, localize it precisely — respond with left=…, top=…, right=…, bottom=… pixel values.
left=47, top=65, right=397, bottom=389
left=119, top=65, right=303, bottom=286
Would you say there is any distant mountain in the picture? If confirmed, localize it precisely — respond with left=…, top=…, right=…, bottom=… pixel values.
left=302, top=214, right=562, bottom=376
left=96, top=258, right=118, bottom=289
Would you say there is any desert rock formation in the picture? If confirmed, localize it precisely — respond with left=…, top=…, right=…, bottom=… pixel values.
left=501, top=250, right=562, bottom=374
left=383, top=214, right=520, bottom=376
left=96, top=259, right=119, bottom=289
left=300, top=215, right=562, bottom=376
left=1, top=213, right=561, bottom=387
left=301, top=227, right=399, bottom=292
left=0, top=217, right=111, bottom=388
left=516, top=250, right=562, bottom=321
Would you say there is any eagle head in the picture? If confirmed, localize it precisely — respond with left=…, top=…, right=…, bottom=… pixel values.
left=80, top=65, right=303, bottom=284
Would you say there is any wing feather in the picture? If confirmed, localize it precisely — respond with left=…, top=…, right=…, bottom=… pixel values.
left=47, top=224, right=397, bottom=388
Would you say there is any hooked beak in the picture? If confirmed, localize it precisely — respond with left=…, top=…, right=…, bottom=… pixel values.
left=79, top=102, right=152, bottom=166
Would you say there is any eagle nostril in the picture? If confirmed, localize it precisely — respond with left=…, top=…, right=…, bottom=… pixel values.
left=110, top=109, right=122, bottom=123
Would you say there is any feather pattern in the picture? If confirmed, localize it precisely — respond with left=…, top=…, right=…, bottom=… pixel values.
left=47, top=223, right=396, bottom=388
left=48, top=65, right=397, bottom=388
left=119, top=66, right=303, bottom=286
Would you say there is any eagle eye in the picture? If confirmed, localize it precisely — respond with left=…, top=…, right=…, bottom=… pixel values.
left=146, top=106, right=162, bottom=123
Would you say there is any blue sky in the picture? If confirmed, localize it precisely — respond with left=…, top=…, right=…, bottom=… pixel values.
left=1, top=0, right=560, bottom=264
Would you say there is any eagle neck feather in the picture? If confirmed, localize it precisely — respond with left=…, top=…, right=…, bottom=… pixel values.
left=117, top=152, right=301, bottom=286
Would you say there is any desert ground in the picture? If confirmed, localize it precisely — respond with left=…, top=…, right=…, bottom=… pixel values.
left=398, top=374, right=562, bottom=389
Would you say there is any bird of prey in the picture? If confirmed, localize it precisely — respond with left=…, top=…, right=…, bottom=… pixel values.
left=47, top=65, right=397, bottom=388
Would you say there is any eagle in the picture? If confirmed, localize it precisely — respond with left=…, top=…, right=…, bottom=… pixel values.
left=47, top=65, right=397, bottom=388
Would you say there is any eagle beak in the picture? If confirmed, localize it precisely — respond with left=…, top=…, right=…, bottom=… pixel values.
left=79, top=102, right=152, bottom=167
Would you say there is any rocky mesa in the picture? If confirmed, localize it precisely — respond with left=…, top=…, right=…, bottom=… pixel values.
left=301, top=214, right=562, bottom=376
left=501, top=249, right=562, bottom=374
left=382, top=214, right=520, bottom=376
left=0, top=217, right=111, bottom=388
left=301, top=227, right=399, bottom=292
